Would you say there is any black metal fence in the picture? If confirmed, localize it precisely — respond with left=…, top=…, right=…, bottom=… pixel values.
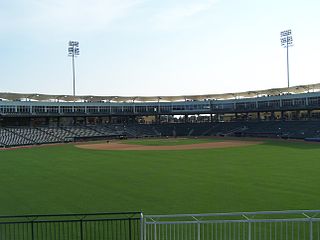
left=0, top=212, right=142, bottom=240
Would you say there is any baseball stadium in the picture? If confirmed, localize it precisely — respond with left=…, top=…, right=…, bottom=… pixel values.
left=0, top=83, right=320, bottom=239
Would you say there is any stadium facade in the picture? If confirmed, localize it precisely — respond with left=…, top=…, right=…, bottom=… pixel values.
left=1, top=83, right=320, bottom=147
left=1, top=83, right=320, bottom=126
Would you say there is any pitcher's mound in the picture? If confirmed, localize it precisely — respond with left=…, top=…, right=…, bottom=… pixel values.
left=76, top=140, right=261, bottom=151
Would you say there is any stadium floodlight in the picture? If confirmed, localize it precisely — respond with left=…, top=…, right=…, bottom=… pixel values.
left=68, top=41, right=80, bottom=97
left=280, top=30, right=293, bottom=88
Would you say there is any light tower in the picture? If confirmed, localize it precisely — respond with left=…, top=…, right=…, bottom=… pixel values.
left=280, top=30, right=293, bottom=88
left=68, top=41, right=80, bottom=97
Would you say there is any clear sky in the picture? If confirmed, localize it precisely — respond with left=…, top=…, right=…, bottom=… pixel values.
left=0, top=0, right=319, bottom=96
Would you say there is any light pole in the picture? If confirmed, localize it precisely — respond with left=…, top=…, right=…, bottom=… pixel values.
left=68, top=41, right=80, bottom=97
left=280, top=30, right=293, bottom=88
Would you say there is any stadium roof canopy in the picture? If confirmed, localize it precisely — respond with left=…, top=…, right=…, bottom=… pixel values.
left=0, top=83, right=320, bottom=103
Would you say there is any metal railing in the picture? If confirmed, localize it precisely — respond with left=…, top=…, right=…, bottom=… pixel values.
left=1, top=210, right=320, bottom=240
left=144, top=210, right=320, bottom=240
left=0, top=211, right=143, bottom=240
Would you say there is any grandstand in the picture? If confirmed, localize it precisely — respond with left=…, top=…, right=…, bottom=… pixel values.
left=1, top=83, right=320, bottom=147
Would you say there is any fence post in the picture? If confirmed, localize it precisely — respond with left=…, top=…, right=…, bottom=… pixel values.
left=140, top=212, right=144, bottom=240
left=198, top=222, right=201, bottom=240
left=154, top=224, right=157, bottom=240
left=80, top=219, right=83, bottom=240
left=248, top=221, right=251, bottom=240
left=310, top=218, right=313, bottom=240
left=31, top=221, right=34, bottom=240
left=144, top=221, right=147, bottom=240
left=129, top=220, right=132, bottom=240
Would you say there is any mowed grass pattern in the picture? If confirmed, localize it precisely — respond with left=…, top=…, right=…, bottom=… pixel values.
left=0, top=139, right=319, bottom=215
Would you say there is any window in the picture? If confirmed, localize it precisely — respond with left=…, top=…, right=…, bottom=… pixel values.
left=100, top=106, right=110, bottom=113
left=0, top=106, right=16, bottom=113
left=282, top=99, right=294, bottom=107
left=111, top=106, right=122, bottom=113
left=258, top=101, right=269, bottom=108
left=308, top=97, right=320, bottom=106
left=32, top=106, right=46, bottom=113
left=236, top=102, right=246, bottom=110
left=160, top=106, right=172, bottom=113
left=123, top=106, right=134, bottom=113
left=294, top=98, right=306, bottom=106
left=269, top=100, right=280, bottom=108
left=87, top=107, right=99, bottom=113
left=74, top=106, right=85, bottom=113
left=61, top=106, right=73, bottom=113
left=17, top=106, right=30, bottom=113
left=47, top=106, right=59, bottom=113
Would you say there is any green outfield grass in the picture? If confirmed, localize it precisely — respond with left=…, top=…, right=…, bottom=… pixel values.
left=122, top=137, right=222, bottom=146
left=0, top=139, right=319, bottom=216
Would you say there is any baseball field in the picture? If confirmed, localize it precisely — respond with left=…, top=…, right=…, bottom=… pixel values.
left=0, top=137, right=319, bottom=216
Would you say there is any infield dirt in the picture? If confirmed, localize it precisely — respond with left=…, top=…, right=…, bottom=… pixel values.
left=76, top=140, right=262, bottom=151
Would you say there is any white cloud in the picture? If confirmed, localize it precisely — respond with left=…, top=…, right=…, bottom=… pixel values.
left=154, top=0, right=219, bottom=30
left=0, top=0, right=144, bottom=35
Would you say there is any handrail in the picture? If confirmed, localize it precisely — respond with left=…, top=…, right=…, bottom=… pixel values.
left=0, top=211, right=142, bottom=220
left=145, top=209, right=320, bottom=219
